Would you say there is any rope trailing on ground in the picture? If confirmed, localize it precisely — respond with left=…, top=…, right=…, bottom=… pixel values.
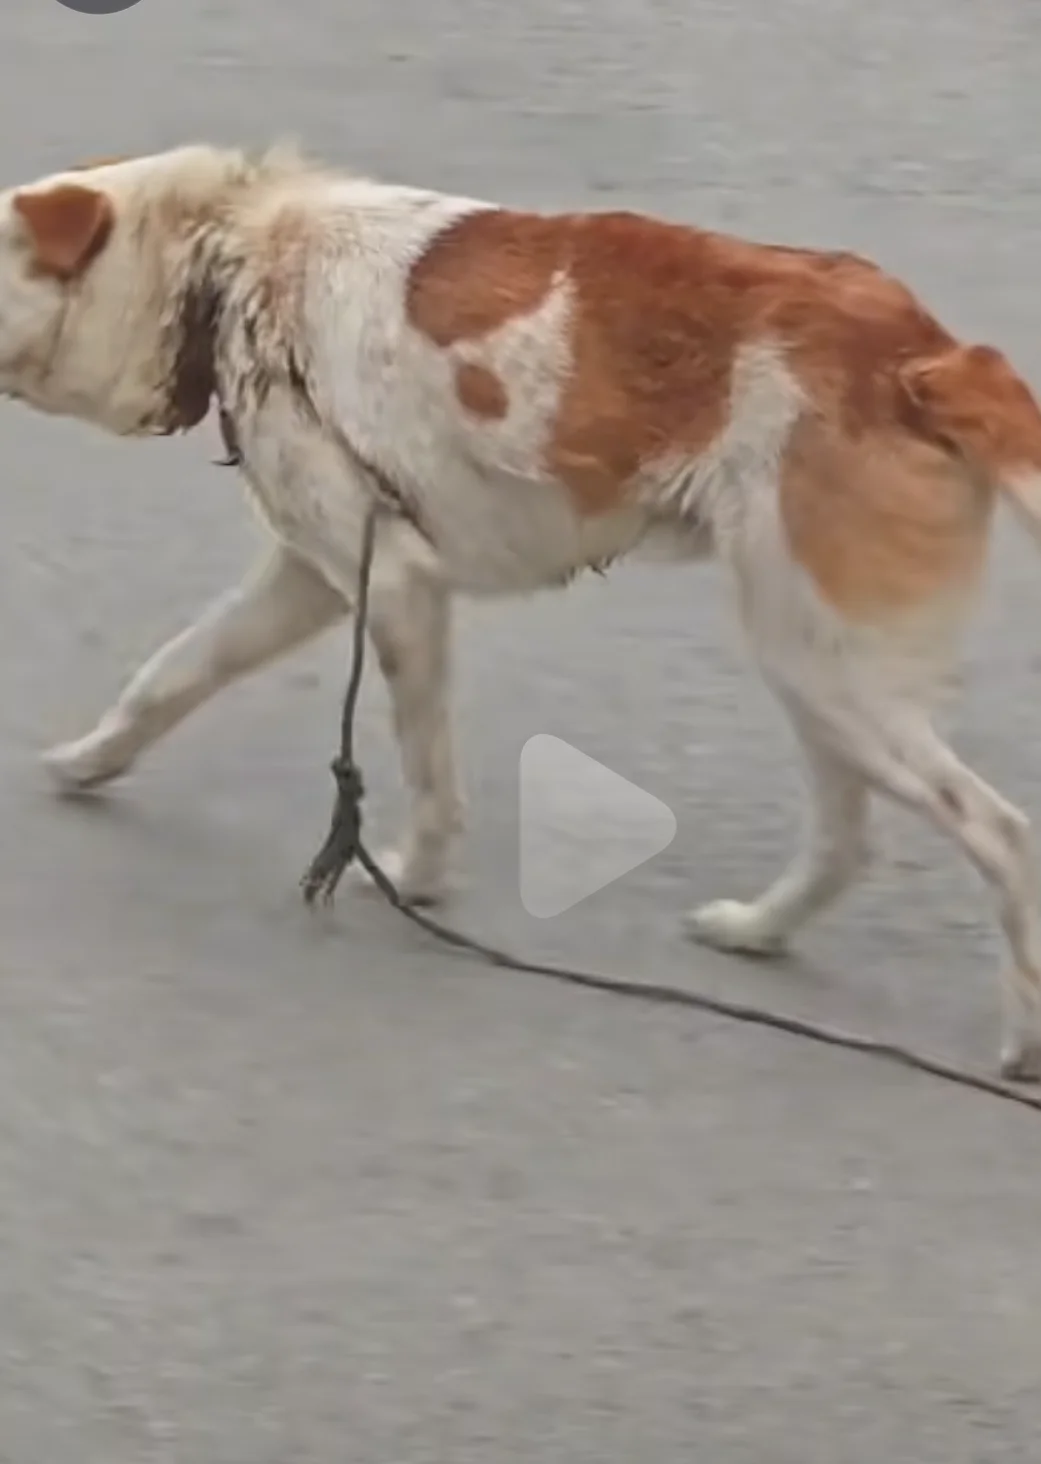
left=301, top=503, right=1041, bottom=1116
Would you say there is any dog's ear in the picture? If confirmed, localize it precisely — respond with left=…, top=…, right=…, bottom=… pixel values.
left=13, top=184, right=114, bottom=279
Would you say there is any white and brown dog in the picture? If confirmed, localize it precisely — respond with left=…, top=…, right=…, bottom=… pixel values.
left=2, top=143, right=1041, bottom=1076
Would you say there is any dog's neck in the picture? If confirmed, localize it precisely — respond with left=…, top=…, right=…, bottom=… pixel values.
left=154, top=148, right=318, bottom=439
left=161, top=237, right=227, bottom=436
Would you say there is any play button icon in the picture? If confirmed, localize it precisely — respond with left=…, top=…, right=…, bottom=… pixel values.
left=519, top=734, right=677, bottom=918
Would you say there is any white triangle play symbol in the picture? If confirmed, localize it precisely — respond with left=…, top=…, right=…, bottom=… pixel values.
left=519, top=734, right=677, bottom=918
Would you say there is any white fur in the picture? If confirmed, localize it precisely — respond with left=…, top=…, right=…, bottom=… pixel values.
left=3, top=145, right=1038, bottom=1079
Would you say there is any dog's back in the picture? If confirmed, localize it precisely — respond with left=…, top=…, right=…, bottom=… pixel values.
left=284, top=187, right=1031, bottom=630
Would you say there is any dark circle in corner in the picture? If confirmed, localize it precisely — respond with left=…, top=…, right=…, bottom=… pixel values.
left=56, top=0, right=142, bottom=13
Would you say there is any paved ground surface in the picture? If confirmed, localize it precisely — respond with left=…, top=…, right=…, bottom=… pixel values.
left=2, top=1, right=1041, bottom=1460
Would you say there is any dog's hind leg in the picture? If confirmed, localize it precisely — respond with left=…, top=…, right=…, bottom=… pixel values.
left=44, top=540, right=345, bottom=790
left=686, top=716, right=871, bottom=955
left=832, top=707, right=1041, bottom=1082
left=692, top=648, right=1041, bottom=1080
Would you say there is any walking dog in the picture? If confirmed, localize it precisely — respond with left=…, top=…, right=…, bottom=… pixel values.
left=2, top=143, right=1041, bottom=1077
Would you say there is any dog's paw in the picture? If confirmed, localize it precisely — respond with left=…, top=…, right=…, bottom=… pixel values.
left=42, top=733, right=133, bottom=793
left=350, top=845, right=452, bottom=907
left=999, top=1034, right=1041, bottom=1084
left=683, top=898, right=788, bottom=957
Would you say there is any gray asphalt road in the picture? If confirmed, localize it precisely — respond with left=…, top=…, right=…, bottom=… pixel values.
left=2, top=2, right=1041, bottom=1460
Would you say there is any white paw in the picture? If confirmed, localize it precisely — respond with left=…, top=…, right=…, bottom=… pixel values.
left=683, top=899, right=788, bottom=957
left=349, top=845, right=452, bottom=907
left=999, top=1035, right=1041, bottom=1084
left=42, top=733, right=134, bottom=792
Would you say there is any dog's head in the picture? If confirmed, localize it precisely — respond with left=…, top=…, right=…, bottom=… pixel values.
left=0, top=146, right=261, bottom=438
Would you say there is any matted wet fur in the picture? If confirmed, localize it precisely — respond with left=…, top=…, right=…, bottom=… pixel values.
left=2, top=143, right=1041, bottom=1077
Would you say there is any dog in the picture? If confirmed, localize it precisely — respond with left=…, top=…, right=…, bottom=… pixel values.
left=2, top=143, right=1041, bottom=1078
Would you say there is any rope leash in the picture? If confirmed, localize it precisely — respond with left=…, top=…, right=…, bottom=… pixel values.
left=300, top=505, right=1041, bottom=1115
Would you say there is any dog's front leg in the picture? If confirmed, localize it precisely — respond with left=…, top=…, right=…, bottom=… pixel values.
left=353, top=520, right=464, bottom=906
left=44, top=541, right=346, bottom=790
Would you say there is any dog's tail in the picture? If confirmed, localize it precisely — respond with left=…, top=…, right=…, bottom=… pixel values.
left=899, top=342, right=1041, bottom=545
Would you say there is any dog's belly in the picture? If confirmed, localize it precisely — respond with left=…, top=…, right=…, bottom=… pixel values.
left=405, top=463, right=654, bottom=594
left=235, top=375, right=711, bottom=600
left=236, top=392, right=657, bottom=595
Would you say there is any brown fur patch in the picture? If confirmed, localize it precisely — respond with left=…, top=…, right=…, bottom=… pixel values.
left=407, top=210, right=734, bottom=512
left=406, top=210, right=559, bottom=347
left=550, top=213, right=733, bottom=512
left=899, top=344, right=1041, bottom=475
left=14, top=184, right=114, bottom=279
left=553, top=219, right=957, bottom=514
left=778, top=414, right=991, bottom=619
left=455, top=361, right=508, bottom=419
left=407, top=207, right=962, bottom=520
